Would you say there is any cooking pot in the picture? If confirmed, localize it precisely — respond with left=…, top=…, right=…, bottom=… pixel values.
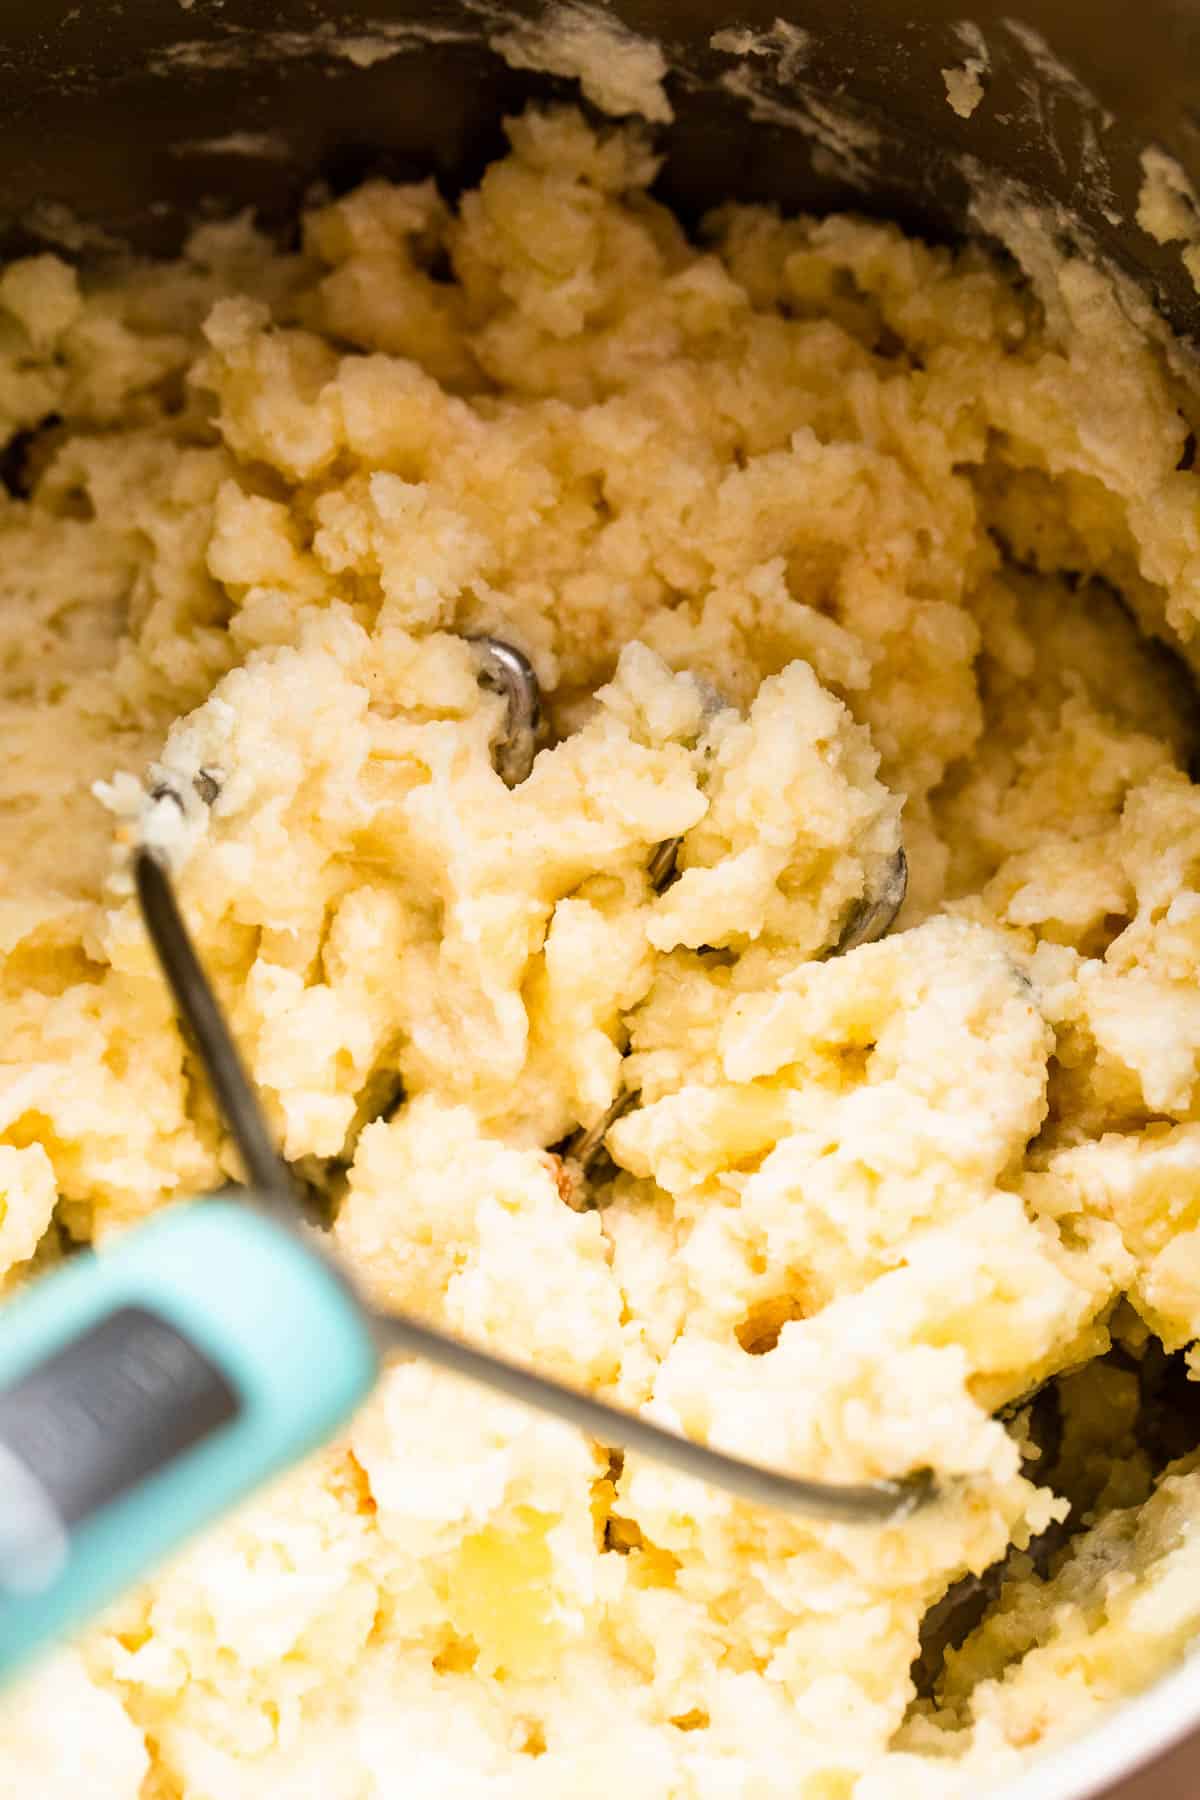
left=2, top=2, right=1198, bottom=1795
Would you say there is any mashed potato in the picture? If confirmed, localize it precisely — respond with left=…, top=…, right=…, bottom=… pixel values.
left=0, top=103, right=1199, bottom=1797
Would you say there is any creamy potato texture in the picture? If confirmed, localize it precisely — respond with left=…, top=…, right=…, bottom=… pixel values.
left=0, top=105, right=1200, bottom=1797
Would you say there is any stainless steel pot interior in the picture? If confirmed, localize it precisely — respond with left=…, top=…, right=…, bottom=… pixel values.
left=4, top=1, right=1200, bottom=1795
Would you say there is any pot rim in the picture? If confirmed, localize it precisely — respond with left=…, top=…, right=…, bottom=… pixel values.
left=1000, top=1650, right=1200, bottom=1800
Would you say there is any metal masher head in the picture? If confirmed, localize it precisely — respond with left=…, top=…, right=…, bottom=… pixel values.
left=466, top=646, right=909, bottom=957
left=133, top=639, right=932, bottom=1523
left=132, top=884, right=932, bottom=1525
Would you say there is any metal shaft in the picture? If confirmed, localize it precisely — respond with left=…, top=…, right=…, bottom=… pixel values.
left=369, top=1306, right=933, bottom=1521
left=134, top=848, right=295, bottom=1211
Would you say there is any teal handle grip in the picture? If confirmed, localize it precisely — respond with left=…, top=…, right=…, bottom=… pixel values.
left=0, top=1200, right=378, bottom=1682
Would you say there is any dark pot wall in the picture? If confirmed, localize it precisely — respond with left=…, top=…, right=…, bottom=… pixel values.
left=7, top=0, right=1200, bottom=334
left=0, top=3, right=1197, bottom=324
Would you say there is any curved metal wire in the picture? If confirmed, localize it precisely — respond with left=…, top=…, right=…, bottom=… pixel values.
left=831, top=846, right=909, bottom=955
left=468, top=636, right=541, bottom=788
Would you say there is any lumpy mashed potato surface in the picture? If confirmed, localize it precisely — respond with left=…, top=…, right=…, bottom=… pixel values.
left=1, top=105, right=1200, bottom=1796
